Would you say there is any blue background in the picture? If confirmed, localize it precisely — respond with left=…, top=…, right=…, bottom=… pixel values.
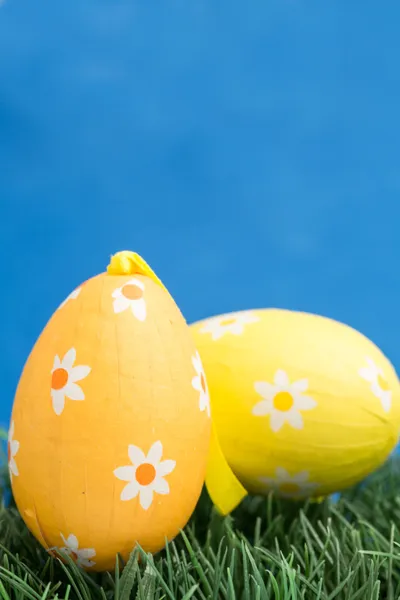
left=1, top=0, right=399, bottom=432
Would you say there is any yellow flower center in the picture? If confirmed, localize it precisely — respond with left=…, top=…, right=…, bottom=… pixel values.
left=136, top=463, right=156, bottom=486
left=273, top=391, right=294, bottom=412
left=51, top=368, right=69, bottom=390
left=122, top=284, right=143, bottom=300
left=220, top=318, right=236, bottom=326
left=377, top=374, right=390, bottom=392
left=279, top=482, right=300, bottom=495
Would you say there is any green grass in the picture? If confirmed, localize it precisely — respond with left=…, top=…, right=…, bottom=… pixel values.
left=1, top=458, right=400, bottom=600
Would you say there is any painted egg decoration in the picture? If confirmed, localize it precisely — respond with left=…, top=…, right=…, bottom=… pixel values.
left=9, top=251, right=211, bottom=571
left=190, top=309, right=400, bottom=512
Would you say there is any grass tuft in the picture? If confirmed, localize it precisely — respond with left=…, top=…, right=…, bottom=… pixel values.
left=1, top=459, right=400, bottom=598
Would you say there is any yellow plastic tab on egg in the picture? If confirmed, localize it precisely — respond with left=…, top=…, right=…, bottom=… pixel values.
left=191, top=308, right=400, bottom=510
left=9, top=251, right=211, bottom=571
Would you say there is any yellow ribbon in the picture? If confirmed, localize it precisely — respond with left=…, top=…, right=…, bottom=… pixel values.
left=205, top=421, right=247, bottom=515
left=107, top=251, right=168, bottom=293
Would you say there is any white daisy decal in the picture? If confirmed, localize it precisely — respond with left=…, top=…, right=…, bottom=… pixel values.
left=53, top=534, right=96, bottom=569
left=199, top=311, right=259, bottom=341
left=359, top=357, right=392, bottom=413
left=252, top=369, right=317, bottom=432
left=58, top=287, right=81, bottom=310
left=114, top=441, right=176, bottom=510
left=191, top=351, right=211, bottom=417
left=50, top=349, right=91, bottom=416
left=8, top=420, right=19, bottom=480
left=112, top=279, right=146, bottom=321
left=259, top=467, right=319, bottom=499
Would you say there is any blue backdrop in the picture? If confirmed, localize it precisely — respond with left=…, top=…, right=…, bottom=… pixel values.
left=1, top=0, right=399, bottom=436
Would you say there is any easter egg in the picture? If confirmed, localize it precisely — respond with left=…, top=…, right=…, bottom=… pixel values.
left=9, top=251, right=211, bottom=571
left=191, top=309, right=400, bottom=511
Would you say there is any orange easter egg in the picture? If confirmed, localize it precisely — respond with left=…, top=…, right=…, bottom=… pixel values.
left=9, top=252, right=211, bottom=571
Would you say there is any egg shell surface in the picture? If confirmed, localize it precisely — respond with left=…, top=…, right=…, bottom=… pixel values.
left=190, top=308, right=400, bottom=500
left=10, top=273, right=211, bottom=571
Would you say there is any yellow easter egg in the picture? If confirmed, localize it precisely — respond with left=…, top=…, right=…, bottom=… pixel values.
left=9, top=252, right=211, bottom=571
left=190, top=309, right=400, bottom=510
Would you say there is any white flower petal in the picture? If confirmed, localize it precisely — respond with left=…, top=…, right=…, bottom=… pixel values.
left=192, top=376, right=201, bottom=392
left=371, top=382, right=383, bottom=399
left=147, top=441, right=163, bottom=464
left=230, top=323, right=244, bottom=336
left=112, top=287, right=122, bottom=299
left=51, top=390, right=65, bottom=416
left=65, top=382, right=85, bottom=401
left=158, top=459, right=176, bottom=477
left=66, top=535, right=79, bottom=551
left=252, top=399, right=272, bottom=416
left=245, top=312, right=260, bottom=323
left=8, top=421, right=14, bottom=441
left=10, top=440, right=19, bottom=456
left=139, top=488, right=154, bottom=510
left=59, top=288, right=81, bottom=309
left=292, top=378, right=308, bottom=393
left=153, top=478, right=170, bottom=495
left=199, top=321, right=212, bottom=333
left=62, top=349, right=76, bottom=371
left=52, top=355, right=61, bottom=371
left=128, top=278, right=144, bottom=290
left=131, top=298, right=146, bottom=322
left=286, top=411, right=304, bottom=430
left=291, top=471, right=310, bottom=483
left=121, top=481, right=140, bottom=501
left=210, top=329, right=224, bottom=341
left=254, top=381, right=275, bottom=400
left=79, top=548, right=96, bottom=559
left=274, top=370, right=289, bottom=387
left=113, top=296, right=130, bottom=314
left=199, top=391, right=210, bottom=416
left=359, top=367, right=373, bottom=382
left=9, top=458, right=18, bottom=477
left=60, top=534, right=68, bottom=547
left=275, top=467, right=290, bottom=480
left=70, top=365, right=91, bottom=383
left=114, top=466, right=135, bottom=482
left=270, top=411, right=287, bottom=432
left=79, top=557, right=96, bottom=568
left=192, top=353, right=201, bottom=372
left=128, top=445, right=146, bottom=465
left=380, top=390, right=392, bottom=413
left=295, top=395, right=317, bottom=411
left=366, top=357, right=378, bottom=371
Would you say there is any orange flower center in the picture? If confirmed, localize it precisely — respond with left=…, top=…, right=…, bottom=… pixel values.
left=220, top=318, right=236, bottom=327
left=71, top=551, right=78, bottom=562
left=273, top=391, right=294, bottom=412
left=136, top=463, right=156, bottom=486
left=51, top=368, right=69, bottom=390
left=200, top=372, right=207, bottom=393
left=279, top=482, right=300, bottom=495
left=378, top=374, right=390, bottom=392
left=122, top=284, right=143, bottom=300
